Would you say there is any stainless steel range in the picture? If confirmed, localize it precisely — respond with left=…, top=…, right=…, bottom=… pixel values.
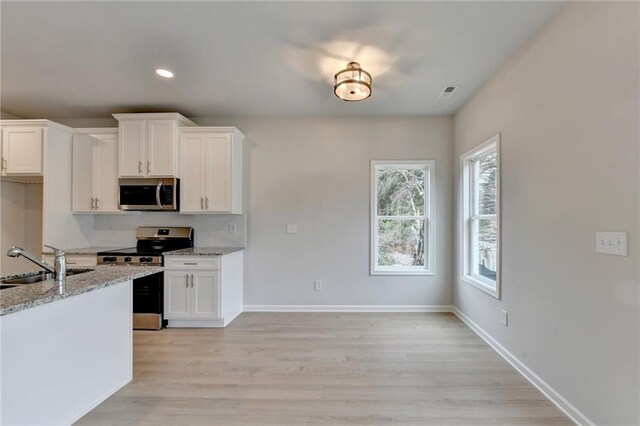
left=97, top=226, right=194, bottom=330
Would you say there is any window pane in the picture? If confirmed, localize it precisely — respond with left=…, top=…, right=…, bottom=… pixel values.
left=377, top=168, right=425, bottom=216
left=473, top=219, right=497, bottom=281
left=377, top=219, right=425, bottom=267
left=477, top=153, right=497, bottom=215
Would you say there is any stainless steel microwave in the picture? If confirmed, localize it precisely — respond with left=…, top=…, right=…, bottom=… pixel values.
left=118, top=178, right=179, bottom=211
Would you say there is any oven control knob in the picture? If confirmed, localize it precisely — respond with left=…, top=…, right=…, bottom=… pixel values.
left=140, top=257, right=150, bottom=263
left=102, top=256, right=116, bottom=262
left=124, top=257, right=132, bottom=262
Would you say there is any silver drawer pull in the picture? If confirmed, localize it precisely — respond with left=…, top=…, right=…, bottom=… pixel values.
left=183, top=262, right=198, bottom=265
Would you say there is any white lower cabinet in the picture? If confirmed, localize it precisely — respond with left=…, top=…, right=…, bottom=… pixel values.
left=163, top=252, right=243, bottom=327
left=164, top=271, right=193, bottom=318
left=165, top=270, right=219, bottom=320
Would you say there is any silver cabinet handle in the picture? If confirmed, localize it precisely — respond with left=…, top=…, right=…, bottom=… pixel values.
left=191, top=274, right=195, bottom=288
left=138, top=161, right=143, bottom=174
left=185, top=274, right=190, bottom=288
left=95, top=198, right=99, bottom=210
left=147, top=161, right=151, bottom=174
left=1, top=157, right=6, bottom=171
left=200, top=197, right=204, bottom=210
left=183, top=262, right=198, bottom=265
left=90, top=197, right=94, bottom=209
left=205, top=197, right=209, bottom=210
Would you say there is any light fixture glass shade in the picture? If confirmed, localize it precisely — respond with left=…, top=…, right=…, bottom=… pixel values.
left=334, top=62, right=372, bottom=102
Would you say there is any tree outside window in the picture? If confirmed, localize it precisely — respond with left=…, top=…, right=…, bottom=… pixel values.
left=371, top=161, right=434, bottom=275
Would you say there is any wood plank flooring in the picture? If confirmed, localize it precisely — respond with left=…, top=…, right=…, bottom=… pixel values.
left=77, top=313, right=572, bottom=425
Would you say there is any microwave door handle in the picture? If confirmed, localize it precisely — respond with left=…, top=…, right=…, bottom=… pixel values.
left=156, top=183, right=163, bottom=208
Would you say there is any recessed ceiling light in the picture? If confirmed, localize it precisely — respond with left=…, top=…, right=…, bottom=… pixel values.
left=155, top=68, right=174, bottom=78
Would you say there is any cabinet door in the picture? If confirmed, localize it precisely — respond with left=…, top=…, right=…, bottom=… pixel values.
left=204, top=134, right=232, bottom=212
left=179, top=133, right=206, bottom=213
left=191, top=271, right=221, bottom=319
left=72, top=134, right=97, bottom=213
left=95, top=134, right=119, bottom=212
left=147, top=119, right=176, bottom=177
left=118, top=120, right=145, bottom=177
left=1, top=127, right=43, bottom=175
left=164, top=271, right=191, bottom=319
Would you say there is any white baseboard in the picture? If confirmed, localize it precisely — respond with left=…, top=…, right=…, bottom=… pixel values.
left=243, top=304, right=454, bottom=313
left=452, top=308, right=594, bottom=426
left=167, top=319, right=225, bottom=328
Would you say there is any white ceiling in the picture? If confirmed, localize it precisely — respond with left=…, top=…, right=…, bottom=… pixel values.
left=1, top=1, right=563, bottom=119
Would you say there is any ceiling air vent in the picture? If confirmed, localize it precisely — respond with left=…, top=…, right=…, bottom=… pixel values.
left=439, top=85, right=458, bottom=99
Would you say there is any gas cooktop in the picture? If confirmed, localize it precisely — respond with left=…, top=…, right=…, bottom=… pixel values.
left=97, top=226, right=194, bottom=266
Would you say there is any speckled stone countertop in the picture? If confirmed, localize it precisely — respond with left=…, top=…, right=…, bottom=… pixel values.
left=0, top=266, right=162, bottom=316
left=163, top=247, right=245, bottom=256
left=42, top=247, right=121, bottom=255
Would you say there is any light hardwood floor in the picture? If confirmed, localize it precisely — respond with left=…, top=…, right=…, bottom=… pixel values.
left=78, top=313, right=572, bottom=425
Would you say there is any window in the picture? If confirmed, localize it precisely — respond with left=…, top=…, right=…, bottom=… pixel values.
left=460, top=135, right=500, bottom=298
left=371, top=161, right=434, bottom=275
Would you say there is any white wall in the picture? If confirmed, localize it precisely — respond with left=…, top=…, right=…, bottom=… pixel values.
left=192, top=116, right=454, bottom=307
left=454, top=3, right=639, bottom=425
left=0, top=182, right=42, bottom=275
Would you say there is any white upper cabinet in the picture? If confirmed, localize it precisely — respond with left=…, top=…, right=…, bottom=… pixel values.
left=118, top=120, right=145, bottom=177
left=179, top=127, right=244, bottom=214
left=1, top=126, right=44, bottom=176
left=72, top=129, right=120, bottom=214
left=113, top=113, right=195, bottom=178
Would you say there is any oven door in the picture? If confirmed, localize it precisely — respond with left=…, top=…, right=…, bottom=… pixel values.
left=119, top=178, right=179, bottom=211
left=132, top=272, right=165, bottom=330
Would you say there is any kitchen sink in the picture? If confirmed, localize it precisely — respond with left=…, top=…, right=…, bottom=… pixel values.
left=0, top=284, right=19, bottom=290
left=1, top=269, right=93, bottom=286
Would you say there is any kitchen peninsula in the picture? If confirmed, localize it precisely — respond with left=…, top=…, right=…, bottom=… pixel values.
left=0, top=266, right=161, bottom=425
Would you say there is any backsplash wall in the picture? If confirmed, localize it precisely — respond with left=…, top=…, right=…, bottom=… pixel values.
left=91, top=213, right=246, bottom=248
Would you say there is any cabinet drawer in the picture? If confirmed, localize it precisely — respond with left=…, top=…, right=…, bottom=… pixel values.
left=164, top=257, right=220, bottom=270
left=43, top=255, right=97, bottom=268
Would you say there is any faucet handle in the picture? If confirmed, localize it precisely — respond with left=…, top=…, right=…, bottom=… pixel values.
left=44, top=245, right=65, bottom=256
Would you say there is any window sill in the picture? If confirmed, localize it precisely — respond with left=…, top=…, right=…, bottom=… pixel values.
left=372, top=270, right=435, bottom=276
left=461, top=275, right=500, bottom=299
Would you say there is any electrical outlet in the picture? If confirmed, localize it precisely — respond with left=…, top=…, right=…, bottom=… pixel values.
left=314, top=280, right=323, bottom=291
left=596, top=231, right=627, bottom=256
left=501, top=310, right=508, bottom=327
left=228, top=223, right=237, bottom=234
left=287, top=224, right=297, bottom=234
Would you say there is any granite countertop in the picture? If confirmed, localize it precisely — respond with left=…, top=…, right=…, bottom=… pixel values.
left=163, top=247, right=245, bottom=257
left=42, top=247, right=121, bottom=255
left=0, top=266, right=162, bottom=316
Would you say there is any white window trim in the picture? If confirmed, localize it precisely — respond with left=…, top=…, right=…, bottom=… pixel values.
left=371, top=160, right=435, bottom=276
left=459, top=135, right=501, bottom=299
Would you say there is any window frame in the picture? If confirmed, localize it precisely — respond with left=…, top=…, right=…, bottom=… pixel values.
left=370, top=160, right=435, bottom=276
left=460, top=135, right=501, bottom=298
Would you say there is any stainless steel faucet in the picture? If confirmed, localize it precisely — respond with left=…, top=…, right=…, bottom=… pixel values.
left=7, top=245, right=67, bottom=283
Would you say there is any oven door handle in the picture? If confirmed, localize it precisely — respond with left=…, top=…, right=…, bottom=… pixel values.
left=156, top=183, right=163, bottom=209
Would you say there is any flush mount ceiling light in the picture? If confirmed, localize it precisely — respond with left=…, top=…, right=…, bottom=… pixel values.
left=334, top=62, right=372, bottom=102
left=155, top=68, right=174, bottom=78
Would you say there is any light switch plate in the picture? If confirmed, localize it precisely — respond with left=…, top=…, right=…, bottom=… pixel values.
left=287, top=224, right=297, bottom=234
left=596, top=231, right=627, bottom=256
left=501, top=310, right=508, bottom=327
